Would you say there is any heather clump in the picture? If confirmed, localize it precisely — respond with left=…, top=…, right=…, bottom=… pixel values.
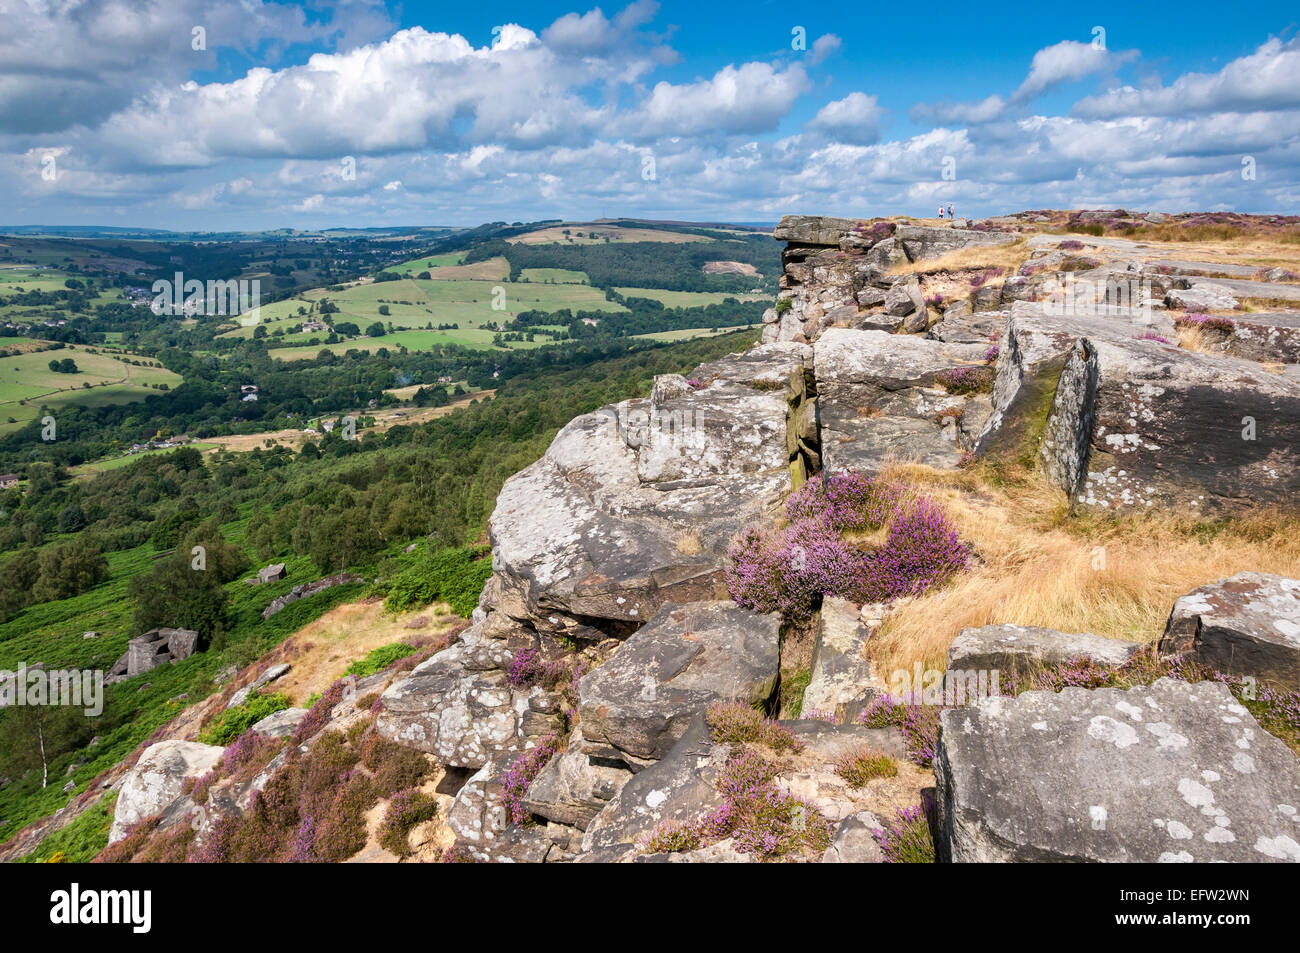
left=378, top=789, right=438, bottom=857
left=1175, top=312, right=1235, bottom=332
left=873, top=804, right=936, bottom=863
left=935, top=366, right=994, bottom=396
left=712, top=748, right=833, bottom=858
left=292, top=678, right=347, bottom=745
left=640, top=819, right=703, bottom=854
left=859, top=693, right=946, bottom=768
left=222, top=728, right=285, bottom=784
left=728, top=472, right=969, bottom=623
left=705, top=702, right=800, bottom=752
left=500, top=734, right=562, bottom=826
left=968, top=267, right=1003, bottom=288
left=359, top=727, right=432, bottom=796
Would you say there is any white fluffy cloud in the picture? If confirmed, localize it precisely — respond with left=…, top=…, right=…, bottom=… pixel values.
left=0, top=0, right=392, bottom=134
left=3, top=7, right=1298, bottom=226
left=806, top=92, right=886, bottom=145
left=1073, top=36, right=1300, bottom=117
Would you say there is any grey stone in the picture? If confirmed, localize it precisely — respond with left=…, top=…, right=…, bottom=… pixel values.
left=1159, top=573, right=1300, bottom=692
left=109, top=740, right=225, bottom=844
left=947, top=624, right=1143, bottom=675
left=803, top=597, right=884, bottom=720
left=487, top=345, right=807, bottom=633
left=813, top=328, right=988, bottom=473
left=522, top=743, right=632, bottom=830
left=894, top=224, right=1015, bottom=262
left=935, top=678, right=1300, bottom=862
left=774, top=215, right=865, bottom=246
left=257, top=563, right=287, bottom=584
left=581, top=713, right=729, bottom=853
left=1165, top=283, right=1239, bottom=311
left=822, top=810, right=885, bottom=863
left=577, top=601, right=780, bottom=766
left=885, top=276, right=923, bottom=317
left=378, top=622, right=564, bottom=768
left=250, top=707, right=309, bottom=738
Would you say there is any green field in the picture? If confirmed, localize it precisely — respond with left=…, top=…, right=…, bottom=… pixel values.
left=225, top=276, right=627, bottom=343
left=0, top=344, right=181, bottom=435
left=519, top=268, right=589, bottom=284
left=632, top=325, right=757, bottom=342
left=391, top=251, right=467, bottom=273
left=267, top=327, right=556, bottom=360
left=614, top=287, right=770, bottom=307
left=69, top=442, right=220, bottom=477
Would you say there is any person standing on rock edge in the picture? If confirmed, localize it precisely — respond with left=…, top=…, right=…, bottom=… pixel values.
left=937, top=205, right=945, bottom=220
left=947, top=204, right=954, bottom=222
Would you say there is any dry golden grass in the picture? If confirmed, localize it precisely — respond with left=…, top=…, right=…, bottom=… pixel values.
left=867, top=462, right=1300, bottom=677
left=889, top=238, right=1032, bottom=279
left=200, top=391, right=494, bottom=454
left=1174, top=323, right=1218, bottom=354
left=271, top=600, right=457, bottom=703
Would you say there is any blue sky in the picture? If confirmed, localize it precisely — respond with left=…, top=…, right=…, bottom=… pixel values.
left=2, top=0, right=1297, bottom=229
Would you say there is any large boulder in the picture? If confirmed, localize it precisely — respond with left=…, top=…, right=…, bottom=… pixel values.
left=1159, top=573, right=1300, bottom=692
left=976, top=303, right=1300, bottom=511
left=577, top=601, right=780, bottom=768
left=813, top=328, right=989, bottom=473
left=774, top=215, right=865, bottom=246
left=376, top=622, right=565, bottom=768
left=109, top=740, right=225, bottom=844
left=947, top=624, right=1143, bottom=675
left=487, top=345, right=810, bottom=637
left=934, top=678, right=1300, bottom=862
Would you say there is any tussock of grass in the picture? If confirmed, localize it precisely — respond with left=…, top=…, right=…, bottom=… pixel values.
left=868, top=463, right=1300, bottom=676
left=888, top=239, right=1031, bottom=279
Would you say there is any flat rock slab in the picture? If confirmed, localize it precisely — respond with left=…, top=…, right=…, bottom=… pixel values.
left=251, top=707, right=308, bottom=738
left=1220, top=312, right=1300, bottom=364
left=814, top=328, right=988, bottom=473
left=1160, top=573, right=1300, bottom=692
left=935, top=678, right=1300, bottom=862
left=1189, top=276, right=1300, bottom=303
left=947, top=624, right=1143, bottom=675
left=774, top=215, right=868, bottom=246
left=1050, top=335, right=1300, bottom=512
left=978, top=303, right=1300, bottom=511
left=578, top=600, right=780, bottom=766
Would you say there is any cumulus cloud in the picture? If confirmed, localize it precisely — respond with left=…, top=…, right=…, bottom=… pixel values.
left=809, top=34, right=842, bottom=66
left=806, top=92, right=885, bottom=145
left=623, top=62, right=811, bottom=139
left=1073, top=37, right=1300, bottom=118
left=912, top=39, right=1137, bottom=126
left=1011, top=40, right=1137, bottom=102
left=3, top=5, right=1299, bottom=226
left=0, top=0, right=392, bottom=134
